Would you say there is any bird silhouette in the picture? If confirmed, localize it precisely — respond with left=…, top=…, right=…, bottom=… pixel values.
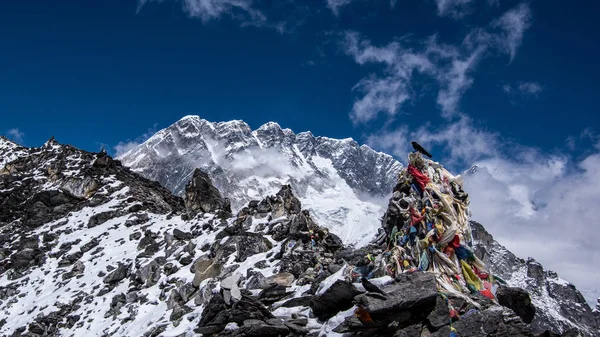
left=411, top=141, right=432, bottom=158
left=361, top=277, right=386, bottom=296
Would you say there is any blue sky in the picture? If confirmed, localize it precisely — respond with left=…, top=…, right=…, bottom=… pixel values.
left=1, top=0, right=598, bottom=160
left=2, top=0, right=600, bottom=303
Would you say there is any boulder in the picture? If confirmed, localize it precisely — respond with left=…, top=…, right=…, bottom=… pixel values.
left=427, top=295, right=451, bottom=330
left=231, top=320, right=290, bottom=337
left=88, top=211, right=117, bottom=228
left=280, top=296, right=314, bottom=308
left=279, top=251, right=318, bottom=278
left=246, top=271, right=271, bottom=290
left=335, top=272, right=438, bottom=334
left=258, top=284, right=293, bottom=305
left=355, top=272, right=437, bottom=316
left=266, top=273, right=295, bottom=287
left=192, top=259, right=222, bottom=287
left=184, top=168, right=225, bottom=215
left=138, top=260, right=161, bottom=287
left=103, top=263, right=129, bottom=284
left=394, top=325, right=423, bottom=337
left=234, top=235, right=272, bottom=262
left=496, top=286, right=536, bottom=324
left=173, top=229, right=193, bottom=241
left=430, top=307, right=534, bottom=337
left=10, top=248, right=40, bottom=269
left=276, top=185, right=301, bottom=215
left=310, top=280, right=361, bottom=320
left=197, top=293, right=274, bottom=334
left=222, top=273, right=243, bottom=303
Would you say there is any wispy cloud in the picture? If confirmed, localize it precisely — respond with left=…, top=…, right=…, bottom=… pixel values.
left=503, top=81, right=543, bottom=103
left=436, top=46, right=485, bottom=118
left=342, top=32, right=438, bottom=123
left=113, top=123, right=158, bottom=157
left=5, top=128, right=25, bottom=144
left=491, top=3, right=532, bottom=62
left=518, top=81, right=543, bottom=95
left=435, top=0, right=474, bottom=19
left=366, top=116, right=500, bottom=167
left=342, top=3, right=533, bottom=123
left=326, top=0, right=355, bottom=16
left=342, top=33, right=479, bottom=121
left=137, top=0, right=289, bottom=32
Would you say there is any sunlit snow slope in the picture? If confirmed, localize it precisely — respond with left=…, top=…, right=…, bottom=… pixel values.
left=118, top=116, right=402, bottom=247
left=0, top=136, right=28, bottom=169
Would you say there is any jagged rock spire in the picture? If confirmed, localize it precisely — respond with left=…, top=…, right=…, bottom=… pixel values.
left=184, top=168, right=230, bottom=217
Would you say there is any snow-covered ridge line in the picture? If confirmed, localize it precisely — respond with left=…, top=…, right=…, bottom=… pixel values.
left=122, top=115, right=396, bottom=161
left=470, top=221, right=600, bottom=336
left=0, top=136, right=29, bottom=169
left=117, top=115, right=404, bottom=248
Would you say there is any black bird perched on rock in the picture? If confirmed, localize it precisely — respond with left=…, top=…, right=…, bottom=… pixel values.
left=411, top=141, right=432, bottom=158
left=361, top=277, right=386, bottom=296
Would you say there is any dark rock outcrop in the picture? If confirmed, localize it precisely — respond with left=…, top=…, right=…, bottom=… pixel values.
left=184, top=168, right=229, bottom=216
left=430, top=306, right=535, bottom=337
left=310, top=280, right=361, bottom=320
left=196, top=293, right=275, bottom=335
left=497, top=286, right=536, bottom=323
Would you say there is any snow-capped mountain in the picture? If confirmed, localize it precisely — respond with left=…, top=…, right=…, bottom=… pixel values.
left=1, top=137, right=599, bottom=336
left=118, top=116, right=402, bottom=248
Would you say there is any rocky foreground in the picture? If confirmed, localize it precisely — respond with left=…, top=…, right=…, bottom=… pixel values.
left=0, top=138, right=598, bottom=336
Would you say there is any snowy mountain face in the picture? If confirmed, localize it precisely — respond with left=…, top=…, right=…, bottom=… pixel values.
left=471, top=221, right=600, bottom=336
left=1, top=137, right=598, bottom=337
left=118, top=116, right=402, bottom=248
left=0, top=136, right=29, bottom=169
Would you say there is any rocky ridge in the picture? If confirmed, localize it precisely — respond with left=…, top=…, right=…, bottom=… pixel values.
left=472, top=221, right=600, bottom=336
left=0, top=137, right=597, bottom=337
left=0, top=136, right=29, bottom=168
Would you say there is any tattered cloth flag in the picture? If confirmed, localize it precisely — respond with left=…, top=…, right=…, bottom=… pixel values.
left=373, top=151, right=497, bottom=308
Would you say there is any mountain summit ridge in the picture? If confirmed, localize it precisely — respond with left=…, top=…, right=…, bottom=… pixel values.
left=118, top=115, right=403, bottom=247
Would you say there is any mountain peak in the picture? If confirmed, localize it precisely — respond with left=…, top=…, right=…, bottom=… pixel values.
left=119, top=116, right=403, bottom=247
left=178, top=115, right=203, bottom=123
left=257, top=121, right=282, bottom=130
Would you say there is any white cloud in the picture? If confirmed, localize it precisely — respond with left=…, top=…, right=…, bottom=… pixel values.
left=465, top=150, right=600, bottom=305
left=366, top=125, right=409, bottom=157
left=436, top=47, right=485, bottom=118
left=503, top=81, right=543, bottom=102
left=492, top=3, right=532, bottom=62
left=114, top=141, right=141, bottom=157
left=113, top=123, right=158, bottom=157
left=342, top=3, right=533, bottom=123
left=366, top=115, right=500, bottom=167
left=326, top=0, right=355, bottom=16
left=518, top=81, right=543, bottom=95
left=5, top=128, right=25, bottom=144
left=137, top=0, right=290, bottom=32
left=435, top=0, right=474, bottom=19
